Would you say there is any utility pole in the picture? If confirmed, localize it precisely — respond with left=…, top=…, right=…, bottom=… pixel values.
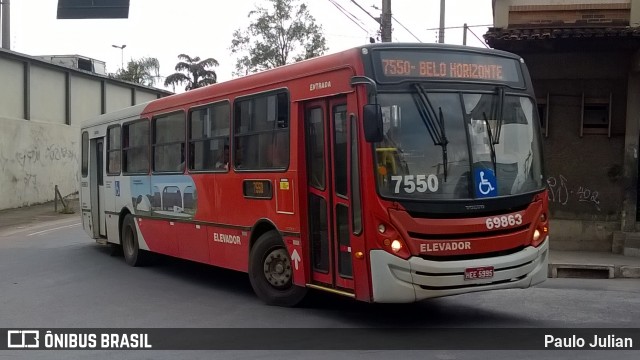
left=438, top=0, right=445, bottom=43
left=1, top=0, right=10, bottom=50
left=380, top=0, right=392, bottom=43
left=463, top=23, right=468, bottom=45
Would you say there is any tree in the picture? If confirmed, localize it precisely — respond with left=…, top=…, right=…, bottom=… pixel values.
left=164, top=54, right=219, bottom=91
left=113, top=57, right=160, bottom=87
left=230, top=0, right=328, bottom=76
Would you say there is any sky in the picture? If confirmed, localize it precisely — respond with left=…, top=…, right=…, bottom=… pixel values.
left=7, top=0, right=494, bottom=92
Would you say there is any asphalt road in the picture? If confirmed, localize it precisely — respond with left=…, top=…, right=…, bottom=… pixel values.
left=1, top=218, right=639, bottom=359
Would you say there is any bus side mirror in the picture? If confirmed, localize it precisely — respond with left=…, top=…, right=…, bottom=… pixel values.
left=363, top=104, right=383, bottom=143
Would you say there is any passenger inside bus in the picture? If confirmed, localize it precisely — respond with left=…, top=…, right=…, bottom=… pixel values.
left=215, top=145, right=230, bottom=170
left=177, top=143, right=186, bottom=172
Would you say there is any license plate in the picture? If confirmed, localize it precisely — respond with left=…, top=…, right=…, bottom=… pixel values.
left=464, top=266, right=494, bottom=280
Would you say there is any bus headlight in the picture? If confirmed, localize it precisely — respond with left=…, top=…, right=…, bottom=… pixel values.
left=531, top=211, right=549, bottom=247
left=390, top=240, right=402, bottom=253
left=376, top=220, right=411, bottom=259
left=532, top=229, right=541, bottom=242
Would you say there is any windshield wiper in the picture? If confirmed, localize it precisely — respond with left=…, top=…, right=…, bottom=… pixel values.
left=412, top=84, right=449, bottom=181
left=494, top=86, right=504, bottom=144
left=482, top=111, right=497, bottom=174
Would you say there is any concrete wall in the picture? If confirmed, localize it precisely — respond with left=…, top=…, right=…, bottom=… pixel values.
left=30, top=65, right=67, bottom=125
left=70, top=74, right=101, bottom=125
left=633, top=0, right=640, bottom=24
left=0, top=49, right=172, bottom=210
left=136, top=90, right=158, bottom=104
left=106, top=83, right=132, bottom=112
left=0, top=117, right=79, bottom=209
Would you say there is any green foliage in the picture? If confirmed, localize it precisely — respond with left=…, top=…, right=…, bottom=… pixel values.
left=112, top=57, right=160, bottom=87
left=230, top=0, right=328, bottom=76
left=164, top=54, right=219, bottom=91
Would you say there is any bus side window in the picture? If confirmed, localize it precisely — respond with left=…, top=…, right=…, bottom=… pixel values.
left=234, top=92, right=289, bottom=170
left=122, top=120, right=149, bottom=174
left=153, top=112, right=185, bottom=173
left=189, top=102, right=230, bottom=172
left=107, top=125, right=121, bottom=175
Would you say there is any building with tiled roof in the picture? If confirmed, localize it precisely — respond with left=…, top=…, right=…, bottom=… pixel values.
left=485, top=0, right=640, bottom=255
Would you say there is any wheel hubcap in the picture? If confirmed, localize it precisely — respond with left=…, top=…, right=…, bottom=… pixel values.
left=263, top=248, right=292, bottom=289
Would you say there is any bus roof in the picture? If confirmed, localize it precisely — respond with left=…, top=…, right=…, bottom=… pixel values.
left=82, top=102, right=150, bottom=129
left=83, top=43, right=523, bottom=128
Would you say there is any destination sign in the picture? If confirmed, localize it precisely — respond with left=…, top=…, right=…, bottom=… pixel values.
left=373, top=50, right=523, bottom=85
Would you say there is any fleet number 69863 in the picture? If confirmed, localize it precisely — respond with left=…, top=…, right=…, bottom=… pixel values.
left=485, top=214, right=522, bottom=229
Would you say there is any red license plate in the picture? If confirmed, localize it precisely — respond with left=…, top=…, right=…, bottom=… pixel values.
left=464, top=266, right=494, bottom=280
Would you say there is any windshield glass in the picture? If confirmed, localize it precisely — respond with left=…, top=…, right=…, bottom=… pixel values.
left=375, top=90, right=543, bottom=201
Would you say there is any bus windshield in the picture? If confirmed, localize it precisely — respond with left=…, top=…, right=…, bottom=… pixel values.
left=374, top=88, right=544, bottom=201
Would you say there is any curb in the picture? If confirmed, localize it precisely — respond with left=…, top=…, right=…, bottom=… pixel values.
left=549, top=263, right=640, bottom=279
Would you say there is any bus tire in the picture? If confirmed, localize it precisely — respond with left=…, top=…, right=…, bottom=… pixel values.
left=249, top=230, right=307, bottom=307
left=121, top=214, right=149, bottom=267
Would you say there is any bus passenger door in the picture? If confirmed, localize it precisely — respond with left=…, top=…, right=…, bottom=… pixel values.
left=95, top=138, right=106, bottom=237
left=304, top=97, right=355, bottom=293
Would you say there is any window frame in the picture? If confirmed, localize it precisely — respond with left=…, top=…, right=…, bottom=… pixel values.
left=350, top=113, right=362, bottom=235
left=232, top=88, right=291, bottom=172
left=122, top=118, right=150, bottom=175
left=536, top=93, right=549, bottom=138
left=187, top=100, right=231, bottom=173
left=580, top=92, right=612, bottom=137
left=305, top=106, right=326, bottom=191
left=81, top=131, right=89, bottom=178
left=151, top=110, right=186, bottom=174
left=106, top=124, right=122, bottom=176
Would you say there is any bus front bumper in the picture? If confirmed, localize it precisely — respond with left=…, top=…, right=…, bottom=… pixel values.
left=369, top=237, right=549, bottom=303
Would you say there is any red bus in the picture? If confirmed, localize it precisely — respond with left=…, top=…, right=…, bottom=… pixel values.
left=80, top=43, right=549, bottom=306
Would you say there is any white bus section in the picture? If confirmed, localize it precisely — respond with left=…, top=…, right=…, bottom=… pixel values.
left=369, top=237, right=549, bottom=302
left=81, top=103, right=148, bottom=242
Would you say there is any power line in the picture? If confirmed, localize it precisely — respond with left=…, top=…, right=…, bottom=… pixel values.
left=392, top=15, right=422, bottom=42
left=369, top=3, right=422, bottom=43
left=467, top=27, right=489, bottom=48
left=349, top=0, right=379, bottom=24
left=326, top=0, right=371, bottom=34
left=426, top=24, right=492, bottom=31
left=336, top=0, right=370, bottom=29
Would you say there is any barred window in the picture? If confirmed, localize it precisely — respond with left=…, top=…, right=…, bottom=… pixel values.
left=234, top=92, right=289, bottom=170
left=107, top=125, right=121, bottom=175
left=153, top=112, right=185, bottom=173
left=122, top=120, right=149, bottom=174
left=189, top=102, right=230, bottom=171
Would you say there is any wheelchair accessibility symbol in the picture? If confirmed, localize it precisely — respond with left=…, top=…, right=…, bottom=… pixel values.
left=474, top=168, right=497, bottom=198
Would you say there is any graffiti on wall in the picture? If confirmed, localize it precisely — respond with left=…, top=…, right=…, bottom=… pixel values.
left=0, top=137, right=78, bottom=208
left=14, top=144, right=77, bottom=168
left=546, top=175, right=601, bottom=211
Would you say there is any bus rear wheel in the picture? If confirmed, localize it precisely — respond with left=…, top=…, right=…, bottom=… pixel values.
left=121, top=214, right=149, bottom=267
left=249, top=230, right=307, bottom=307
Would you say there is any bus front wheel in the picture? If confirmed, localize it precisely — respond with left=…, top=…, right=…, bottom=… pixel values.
left=249, top=230, right=307, bottom=306
left=121, top=214, right=149, bottom=267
